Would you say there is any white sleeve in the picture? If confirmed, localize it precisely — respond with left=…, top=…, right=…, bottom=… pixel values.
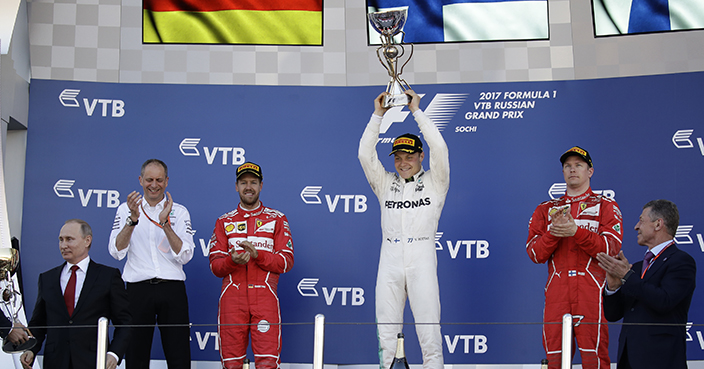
left=170, top=204, right=195, bottom=265
left=358, top=114, right=389, bottom=198
left=415, top=110, right=450, bottom=195
left=108, top=203, right=129, bottom=261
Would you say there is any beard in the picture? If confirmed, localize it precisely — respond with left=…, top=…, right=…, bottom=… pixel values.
left=239, top=193, right=260, bottom=208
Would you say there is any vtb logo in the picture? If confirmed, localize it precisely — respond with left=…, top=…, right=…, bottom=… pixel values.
left=379, top=93, right=469, bottom=135
left=444, top=334, right=488, bottom=354
left=435, top=232, right=490, bottom=259
left=672, top=129, right=704, bottom=156
left=297, top=278, right=365, bottom=306
left=300, top=186, right=367, bottom=213
left=548, top=183, right=615, bottom=200
left=59, top=89, right=125, bottom=117
left=179, top=138, right=246, bottom=165
left=54, top=179, right=120, bottom=208
left=674, top=224, right=704, bottom=253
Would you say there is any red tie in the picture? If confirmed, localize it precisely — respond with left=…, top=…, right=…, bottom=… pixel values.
left=64, top=265, right=79, bottom=316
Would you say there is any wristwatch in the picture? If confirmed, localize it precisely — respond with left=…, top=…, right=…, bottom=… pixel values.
left=620, top=269, right=634, bottom=286
left=126, top=217, right=139, bottom=226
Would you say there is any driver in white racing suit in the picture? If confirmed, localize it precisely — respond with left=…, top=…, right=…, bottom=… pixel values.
left=358, top=90, right=449, bottom=369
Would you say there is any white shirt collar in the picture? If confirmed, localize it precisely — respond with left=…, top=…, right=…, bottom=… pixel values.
left=65, top=255, right=91, bottom=274
left=142, top=196, right=166, bottom=210
left=647, top=239, right=674, bottom=257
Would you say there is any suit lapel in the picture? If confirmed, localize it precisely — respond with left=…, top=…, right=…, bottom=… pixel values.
left=642, top=244, right=677, bottom=280
left=47, top=263, right=69, bottom=316
left=73, top=260, right=98, bottom=316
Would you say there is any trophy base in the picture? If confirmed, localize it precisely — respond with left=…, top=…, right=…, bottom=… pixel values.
left=2, top=336, right=37, bottom=353
left=383, top=93, right=410, bottom=108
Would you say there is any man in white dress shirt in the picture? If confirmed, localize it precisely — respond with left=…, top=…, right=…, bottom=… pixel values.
left=109, top=159, right=195, bottom=369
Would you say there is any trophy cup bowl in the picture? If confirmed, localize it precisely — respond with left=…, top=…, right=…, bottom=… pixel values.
left=368, top=9, right=407, bottom=37
left=0, top=248, right=18, bottom=279
left=0, top=248, right=37, bottom=353
left=368, top=9, right=414, bottom=108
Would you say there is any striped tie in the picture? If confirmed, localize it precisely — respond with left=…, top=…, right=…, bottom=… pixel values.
left=642, top=250, right=655, bottom=275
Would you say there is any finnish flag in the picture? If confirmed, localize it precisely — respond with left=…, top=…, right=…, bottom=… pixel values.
left=368, top=0, right=548, bottom=43
left=593, top=0, right=704, bottom=36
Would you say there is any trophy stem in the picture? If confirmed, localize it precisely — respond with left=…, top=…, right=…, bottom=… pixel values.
left=383, top=79, right=410, bottom=108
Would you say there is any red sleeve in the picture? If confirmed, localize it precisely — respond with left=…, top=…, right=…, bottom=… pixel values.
left=526, top=202, right=561, bottom=264
left=209, top=218, right=242, bottom=278
left=573, top=199, right=623, bottom=257
left=253, top=214, right=294, bottom=274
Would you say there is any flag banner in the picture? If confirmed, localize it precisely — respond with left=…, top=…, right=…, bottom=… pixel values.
left=593, top=0, right=704, bottom=36
left=367, top=0, right=548, bottom=44
left=143, top=0, right=323, bottom=45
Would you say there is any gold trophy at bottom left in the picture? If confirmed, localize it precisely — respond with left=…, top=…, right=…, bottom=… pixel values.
left=0, top=248, right=36, bottom=353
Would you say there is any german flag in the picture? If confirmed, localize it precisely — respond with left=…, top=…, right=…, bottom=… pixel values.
left=143, top=0, right=323, bottom=45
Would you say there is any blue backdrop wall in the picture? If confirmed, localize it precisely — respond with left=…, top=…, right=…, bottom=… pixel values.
left=20, top=72, right=704, bottom=365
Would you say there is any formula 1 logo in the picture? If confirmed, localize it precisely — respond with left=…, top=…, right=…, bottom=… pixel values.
left=179, top=138, right=246, bottom=165
left=379, top=93, right=469, bottom=135
left=672, top=129, right=704, bottom=156
left=300, top=186, right=368, bottom=213
left=58, top=89, right=125, bottom=117
left=548, top=183, right=615, bottom=200
left=297, top=278, right=366, bottom=306
left=53, top=179, right=120, bottom=208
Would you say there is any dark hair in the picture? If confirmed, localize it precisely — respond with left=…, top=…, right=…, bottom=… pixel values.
left=643, top=199, right=679, bottom=237
left=64, top=218, right=92, bottom=247
left=141, top=159, right=168, bottom=177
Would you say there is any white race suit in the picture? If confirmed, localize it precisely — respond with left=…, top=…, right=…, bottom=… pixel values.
left=358, top=110, right=449, bottom=369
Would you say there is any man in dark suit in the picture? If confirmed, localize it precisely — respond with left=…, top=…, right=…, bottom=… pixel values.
left=597, top=199, right=696, bottom=369
left=20, top=219, right=131, bottom=369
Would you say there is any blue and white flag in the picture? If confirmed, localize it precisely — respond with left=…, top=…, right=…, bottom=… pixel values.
left=593, top=0, right=704, bottom=36
left=367, top=0, right=548, bottom=44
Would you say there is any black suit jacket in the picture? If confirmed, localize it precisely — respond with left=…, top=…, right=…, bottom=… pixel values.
left=27, top=260, right=131, bottom=369
left=0, top=313, right=10, bottom=338
left=603, top=244, right=696, bottom=369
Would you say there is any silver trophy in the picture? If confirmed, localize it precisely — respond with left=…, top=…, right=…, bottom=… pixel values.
left=0, top=248, right=36, bottom=353
left=368, top=9, right=414, bottom=107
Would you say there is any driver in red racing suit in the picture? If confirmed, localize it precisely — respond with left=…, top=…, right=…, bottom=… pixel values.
left=526, top=147, right=622, bottom=369
left=209, top=162, right=294, bottom=369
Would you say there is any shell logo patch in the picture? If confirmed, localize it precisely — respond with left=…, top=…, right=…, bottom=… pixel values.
left=224, top=222, right=246, bottom=234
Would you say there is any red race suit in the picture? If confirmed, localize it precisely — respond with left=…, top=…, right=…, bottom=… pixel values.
left=209, top=203, right=294, bottom=369
left=526, top=188, right=622, bottom=369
